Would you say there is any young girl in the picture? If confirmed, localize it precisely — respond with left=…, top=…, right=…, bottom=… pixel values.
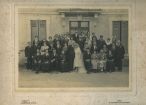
left=99, top=49, right=107, bottom=72
left=91, top=51, right=98, bottom=72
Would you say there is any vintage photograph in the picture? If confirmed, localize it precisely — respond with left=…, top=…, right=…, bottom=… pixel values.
left=18, top=8, right=129, bottom=88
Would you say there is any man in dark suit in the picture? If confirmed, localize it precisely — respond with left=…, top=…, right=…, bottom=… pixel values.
left=25, top=42, right=33, bottom=70
left=115, top=40, right=125, bottom=71
left=98, top=35, right=106, bottom=51
left=66, top=44, right=75, bottom=71
left=73, top=32, right=79, bottom=43
left=91, top=41, right=98, bottom=54
left=50, top=49, right=59, bottom=71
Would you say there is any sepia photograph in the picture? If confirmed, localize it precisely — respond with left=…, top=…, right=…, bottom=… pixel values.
left=18, top=7, right=129, bottom=88
left=2, top=0, right=146, bottom=104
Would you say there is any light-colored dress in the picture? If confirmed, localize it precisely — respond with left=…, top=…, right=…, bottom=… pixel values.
left=40, top=45, right=49, bottom=55
left=91, top=53, right=97, bottom=69
left=74, top=47, right=86, bottom=73
left=99, top=53, right=107, bottom=71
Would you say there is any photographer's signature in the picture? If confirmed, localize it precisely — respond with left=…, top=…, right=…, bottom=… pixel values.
left=21, top=99, right=37, bottom=105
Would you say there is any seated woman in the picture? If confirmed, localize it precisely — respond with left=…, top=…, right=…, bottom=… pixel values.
left=50, top=49, right=59, bottom=71
left=41, top=50, right=51, bottom=72
left=59, top=50, right=67, bottom=72
left=83, top=48, right=92, bottom=73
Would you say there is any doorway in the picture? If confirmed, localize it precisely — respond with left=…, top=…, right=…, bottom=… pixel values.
left=112, top=21, right=128, bottom=54
left=69, top=21, right=89, bottom=34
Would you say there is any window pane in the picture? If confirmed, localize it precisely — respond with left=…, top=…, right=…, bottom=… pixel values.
left=81, top=22, right=88, bottom=27
left=70, top=22, right=78, bottom=27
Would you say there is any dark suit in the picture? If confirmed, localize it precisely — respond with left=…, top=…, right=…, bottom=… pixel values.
left=98, top=40, right=106, bottom=51
left=31, top=45, right=38, bottom=56
left=55, top=46, right=62, bottom=55
left=83, top=51, right=91, bottom=72
left=90, top=45, right=98, bottom=54
left=66, top=45, right=75, bottom=71
left=115, top=45, right=125, bottom=71
left=73, top=34, right=79, bottom=43
left=25, top=46, right=33, bottom=69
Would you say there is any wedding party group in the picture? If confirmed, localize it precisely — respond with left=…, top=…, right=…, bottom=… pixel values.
left=24, top=32, right=125, bottom=74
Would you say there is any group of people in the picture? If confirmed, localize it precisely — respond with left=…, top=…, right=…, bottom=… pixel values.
left=24, top=32, right=125, bottom=74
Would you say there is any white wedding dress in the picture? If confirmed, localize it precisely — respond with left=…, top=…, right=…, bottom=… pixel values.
left=74, top=47, right=86, bottom=73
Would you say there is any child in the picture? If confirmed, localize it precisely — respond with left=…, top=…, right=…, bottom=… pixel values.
left=106, top=50, right=114, bottom=73
left=99, top=49, right=107, bottom=72
left=91, top=51, right=98, bottom=72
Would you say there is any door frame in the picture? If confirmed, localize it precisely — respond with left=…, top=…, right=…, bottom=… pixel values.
left=30, top=20, right=47, bottom=43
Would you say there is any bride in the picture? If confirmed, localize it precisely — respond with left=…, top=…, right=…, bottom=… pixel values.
left=73, top=43, right=86, bottom=73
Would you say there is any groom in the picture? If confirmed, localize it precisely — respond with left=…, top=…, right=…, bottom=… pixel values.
left=66, top=43, right=75, bottom=71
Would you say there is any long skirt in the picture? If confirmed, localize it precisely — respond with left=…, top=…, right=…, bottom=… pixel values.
left=91, top=59, right=97, bottom=70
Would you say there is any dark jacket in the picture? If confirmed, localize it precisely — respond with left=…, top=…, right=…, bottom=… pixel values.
left=66, top=45, right=75, bottom=60
left=115, top=45, right=125, bottom=60
left=25, top=46, right=33, bottom=58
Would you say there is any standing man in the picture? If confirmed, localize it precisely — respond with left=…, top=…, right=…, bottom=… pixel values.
left=66, top=43, right=75, bottom=71
left=98, top=35, right=106, bottom=51
left=115, top=40, right=125, bottom=71
left=50, top=49, right=59, bottom=71
left=25, top=42, right=33, bottom=70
